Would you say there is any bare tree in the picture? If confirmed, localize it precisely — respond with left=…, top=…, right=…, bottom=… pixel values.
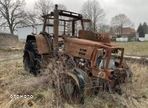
left=25, top=10, right=39, bottom=26
left=35, top=0, right=53, bottom=16
left=0, top=0, right=26, bottom=34
left=110, top=14, right=133, bottom=36
left=111, top=14, right=133, bottom=27
left=81, top=0, right=105, bottom=32
left=24, top=10, right=45, bottom=34
left=25, top=3, right=67, bottom=25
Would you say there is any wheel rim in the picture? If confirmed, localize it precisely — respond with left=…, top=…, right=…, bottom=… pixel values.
left=64, top=82, right=75, bottom=96
left=59, top=73, right=81, bottom=103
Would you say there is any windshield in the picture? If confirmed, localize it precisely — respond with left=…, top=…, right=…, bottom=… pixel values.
left=98, top=57, right=116, bottom=69
left=96, top=48, right=123, bottom=69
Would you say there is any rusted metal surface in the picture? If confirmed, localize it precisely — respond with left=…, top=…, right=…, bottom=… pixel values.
left=64, top=37, right=126, bottom=79
left=53, top=4, right=59, bottom=50
left=35, top=34, right=50, bottom=54
left=79, top=30, right=111, bottom=43
left=79, top=30, right=98, bottom=41
left=98, top=33, right=111, bottom=43
left=64, top=38, right=95, bottom=60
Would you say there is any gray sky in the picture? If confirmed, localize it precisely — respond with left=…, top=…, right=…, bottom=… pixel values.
left=27, top=0, right=148, bottom=28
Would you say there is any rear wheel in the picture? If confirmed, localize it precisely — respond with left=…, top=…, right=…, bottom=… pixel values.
left=23, top=40, right=42, bottom=75
left=23, top=52, right=31, bottom=72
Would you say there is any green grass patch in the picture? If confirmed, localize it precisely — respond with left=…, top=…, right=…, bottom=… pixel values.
left=114, top=42, right=148, bottom=56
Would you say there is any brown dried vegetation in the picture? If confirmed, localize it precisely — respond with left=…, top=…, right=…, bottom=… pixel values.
left=0, top=50, right=148, bottom=108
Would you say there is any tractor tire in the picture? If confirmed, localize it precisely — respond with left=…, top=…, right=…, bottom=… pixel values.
left=23, top=40, right=42, bottom=76
left=59, top=68, right=86, bottom=104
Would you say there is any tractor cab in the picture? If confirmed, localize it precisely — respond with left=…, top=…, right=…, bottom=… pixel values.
left=42, top=4, right=91, bottom=37
left=41, top=5, right=110, bottom=47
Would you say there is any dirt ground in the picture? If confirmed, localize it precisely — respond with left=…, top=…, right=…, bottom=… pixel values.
left=0, top=50, right=148, bottom=108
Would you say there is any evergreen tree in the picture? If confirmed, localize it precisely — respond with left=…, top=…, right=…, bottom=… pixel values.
left=137, top=23, right=145, bottom=37
left=143, top=22, right=148, bottom=34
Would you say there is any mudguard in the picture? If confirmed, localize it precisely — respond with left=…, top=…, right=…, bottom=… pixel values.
left=35, top=34, right=51, bottom=54
left=26, top=34, right=52, bottom=55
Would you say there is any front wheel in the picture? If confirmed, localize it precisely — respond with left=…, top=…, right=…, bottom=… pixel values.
left=59, top=72, right=85, bottom=104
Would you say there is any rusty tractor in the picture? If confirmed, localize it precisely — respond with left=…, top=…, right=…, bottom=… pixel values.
left=23, top=5, right=132, bottom=103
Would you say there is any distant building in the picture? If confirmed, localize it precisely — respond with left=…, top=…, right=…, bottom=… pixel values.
left=110, top=27, right=136, bottom=41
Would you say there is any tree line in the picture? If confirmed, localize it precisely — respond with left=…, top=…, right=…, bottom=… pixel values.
left=0, top=0, right=135, bottom=35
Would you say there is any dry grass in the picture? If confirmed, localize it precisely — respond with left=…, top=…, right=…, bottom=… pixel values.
left=0, top=51, right=148, bottom=108
left=0, top=49, right=22, bottom=62
left=79, top=61, right=148, bottom=108
left=0, top=59, right=57, bottom=108
left=114, top=42, right=148, bottom=57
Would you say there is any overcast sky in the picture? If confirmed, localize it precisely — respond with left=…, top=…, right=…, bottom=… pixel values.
left=27, top=0, right=148, bottom=28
